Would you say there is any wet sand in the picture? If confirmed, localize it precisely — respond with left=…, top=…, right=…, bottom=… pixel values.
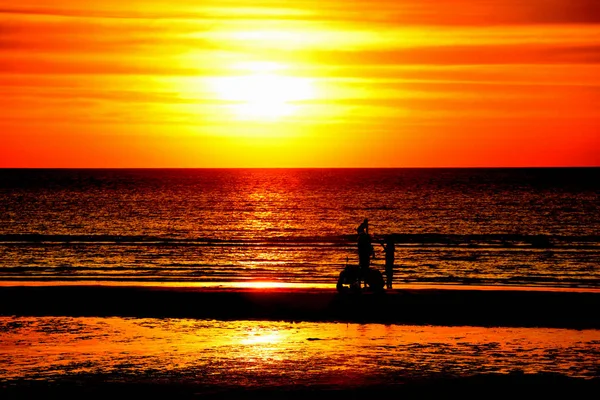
left=3, top=374, right=599, bottom=399
left=1, top=285, right=599, bottom=329
left=2, top=316, right=600, bottom=398
left=1, top=286, right=599, bottom=398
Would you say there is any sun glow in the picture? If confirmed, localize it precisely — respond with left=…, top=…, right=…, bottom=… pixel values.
left=210, top=62, right=315, bottom=120
left=235, top=281, right=289, bottom=289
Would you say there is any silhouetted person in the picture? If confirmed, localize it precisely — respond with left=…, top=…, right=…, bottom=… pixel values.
left=357, top=218, right=369, bottom=236
left=380, top=236, right=395, bottom=289
left=357, top=219, right=374, bottom=288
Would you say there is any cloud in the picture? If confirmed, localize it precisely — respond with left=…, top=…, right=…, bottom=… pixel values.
left=3, top=0, right=600, bottom=25
left=298, top=44, right=600, bottom=67
left=0, top=55, right=203, bottom=75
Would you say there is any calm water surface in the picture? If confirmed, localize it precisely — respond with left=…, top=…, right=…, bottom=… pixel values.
left=0, top=168, right=598, bottom=288
left=1, top=317, right=599, bottom=385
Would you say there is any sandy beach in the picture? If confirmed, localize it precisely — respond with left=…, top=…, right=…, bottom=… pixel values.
left=1, top=284, right=599, bottom=329
left=2, top=284, right=599, bottom=398
left=2, top=311, right=600, bottom=399
left=3, top=374, right=599, bottom=399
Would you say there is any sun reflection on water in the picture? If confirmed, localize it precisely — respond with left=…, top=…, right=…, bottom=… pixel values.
left=240, top=328, right=284, bottom=346
left=1, top=317, right=599, bottom=385
left=235, top=281, right=291, bottom=289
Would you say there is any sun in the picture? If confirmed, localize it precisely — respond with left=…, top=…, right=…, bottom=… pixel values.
left=210, top=62, right=315, bottom=120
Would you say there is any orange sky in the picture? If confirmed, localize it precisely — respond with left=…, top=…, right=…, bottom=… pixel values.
left=1, top=0, right=599, bottom=167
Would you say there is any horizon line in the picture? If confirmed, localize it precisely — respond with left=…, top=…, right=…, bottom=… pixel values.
left=1, top=166, right=599, bottom=170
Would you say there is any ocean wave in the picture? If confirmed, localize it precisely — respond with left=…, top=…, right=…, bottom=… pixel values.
left=1, top=233, right=599, bottom=248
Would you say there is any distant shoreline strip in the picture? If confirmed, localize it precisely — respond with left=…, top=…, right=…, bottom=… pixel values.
left=1, top=285, right=599, bottom=329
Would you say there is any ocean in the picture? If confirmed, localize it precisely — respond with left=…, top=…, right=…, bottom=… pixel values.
left=1, top=168, right=599, bottom=289
left=0, top=168, right=600, bottom=288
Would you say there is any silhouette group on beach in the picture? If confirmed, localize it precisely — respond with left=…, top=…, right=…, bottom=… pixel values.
left=357, top=218, right=375, bottom=281
left=380, top=235, right=395, bottom=289
left=337, top=218, right=396, bottom=292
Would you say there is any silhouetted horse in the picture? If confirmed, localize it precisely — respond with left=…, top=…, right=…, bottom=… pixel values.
left=336, top=264, right=384, bottom=293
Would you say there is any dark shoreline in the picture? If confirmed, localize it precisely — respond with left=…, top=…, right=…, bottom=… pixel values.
left=2, top=373, right=600, bottom=399
left=1, top=285, right=599, bottom=329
